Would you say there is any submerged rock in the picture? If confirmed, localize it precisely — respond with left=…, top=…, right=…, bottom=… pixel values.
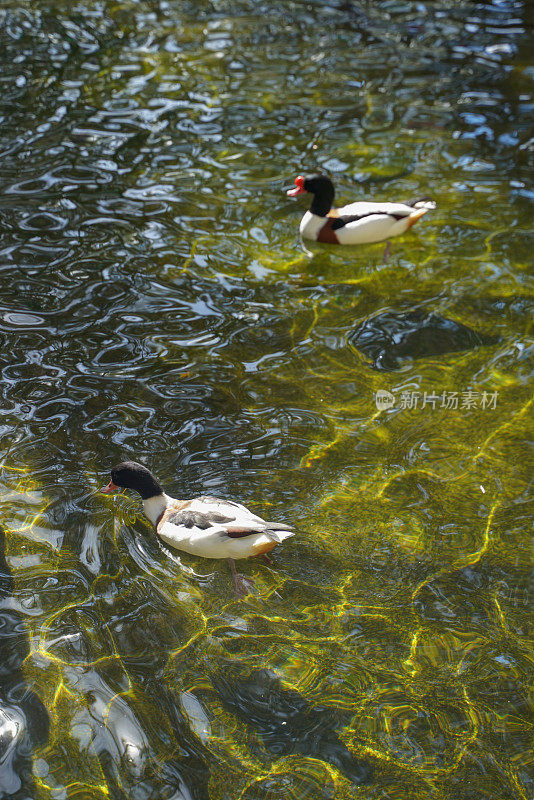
left=349, top=310, right=499, bottom=370
left=211, top=665, right=371, bottom=785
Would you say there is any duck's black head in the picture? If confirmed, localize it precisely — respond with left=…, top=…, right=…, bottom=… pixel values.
left=101, top=461, right=163, bottom=499
left=287, top=174, right=335, bottom=216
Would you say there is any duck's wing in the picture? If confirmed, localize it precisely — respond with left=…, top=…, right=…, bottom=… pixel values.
left=402, top=197, right=436, bottom=211
left=331, top=201, right=414, bottom=229
left=158, top=496, right=294, bottom=543
left=325, top=199, right=435, bottom=244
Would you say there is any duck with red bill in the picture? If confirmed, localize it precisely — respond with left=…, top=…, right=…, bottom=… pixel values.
left=286, top=173, right=435, bottom=245
left=100, top=480, right=118, bottom=493
left=286, top=175, right=306, bottom=197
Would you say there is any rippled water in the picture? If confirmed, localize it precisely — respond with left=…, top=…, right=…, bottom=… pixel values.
left=0, top=1, right=532, bottom=798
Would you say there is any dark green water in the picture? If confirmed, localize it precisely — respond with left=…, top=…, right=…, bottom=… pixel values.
left=0, top=1, right=532, bottom=798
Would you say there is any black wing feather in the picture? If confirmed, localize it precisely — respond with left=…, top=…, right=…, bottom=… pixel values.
left=167, top=509, right=234, bottom=529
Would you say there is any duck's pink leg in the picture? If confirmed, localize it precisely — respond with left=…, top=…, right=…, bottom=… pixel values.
left=382, top=241, right=392, bottom=263
left=227, top=558, right=255, bottom=598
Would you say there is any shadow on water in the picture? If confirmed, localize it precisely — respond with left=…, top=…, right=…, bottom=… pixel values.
left=349, top=310, right=500, bottom=370
left=0, top=525, right=49, bottom=800
left=211, top=663, right=371, bottom=785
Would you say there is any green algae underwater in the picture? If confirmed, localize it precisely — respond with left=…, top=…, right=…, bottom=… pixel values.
left=0, top=0, right=532, bottom=798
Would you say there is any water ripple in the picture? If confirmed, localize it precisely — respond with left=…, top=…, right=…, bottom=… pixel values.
left=0, top=1, right=531, bottom=799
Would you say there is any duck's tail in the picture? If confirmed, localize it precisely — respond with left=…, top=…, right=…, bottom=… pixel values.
left=265, top=522, right=294, bottom=543
left=404, top=197, right=436, bottom=229
left=405, top=196, right=436, bottom=211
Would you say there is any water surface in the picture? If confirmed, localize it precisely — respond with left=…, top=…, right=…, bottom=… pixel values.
left=0, top=1, right=532, bottom=798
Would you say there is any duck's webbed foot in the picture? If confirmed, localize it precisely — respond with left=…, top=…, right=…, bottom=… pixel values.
left=227, top=558, right=255, bottom=598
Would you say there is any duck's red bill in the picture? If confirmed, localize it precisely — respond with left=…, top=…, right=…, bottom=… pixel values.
left=286, top=175, right=306, bottom=197
left=100, top=480, right=118, bottom=493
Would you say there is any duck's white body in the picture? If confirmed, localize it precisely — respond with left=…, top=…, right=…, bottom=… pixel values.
left=143, top=493, right=294, bottom=561
left=287, top=174, right=435, bottom=246
left=300, top=200, right=435, bottom=245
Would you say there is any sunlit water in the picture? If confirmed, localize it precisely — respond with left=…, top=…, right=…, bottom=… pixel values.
left=0, top=1, right=532, bottom=798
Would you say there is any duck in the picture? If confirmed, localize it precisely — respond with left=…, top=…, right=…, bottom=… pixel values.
left=287, top=174, right=436, bottom=245
left=100, top=461, right=294, bottom=597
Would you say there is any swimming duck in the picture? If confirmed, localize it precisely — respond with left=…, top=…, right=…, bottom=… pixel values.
left=100, top=461, right=294, bottom=596
left=287, top=174, right=435, bottom=245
